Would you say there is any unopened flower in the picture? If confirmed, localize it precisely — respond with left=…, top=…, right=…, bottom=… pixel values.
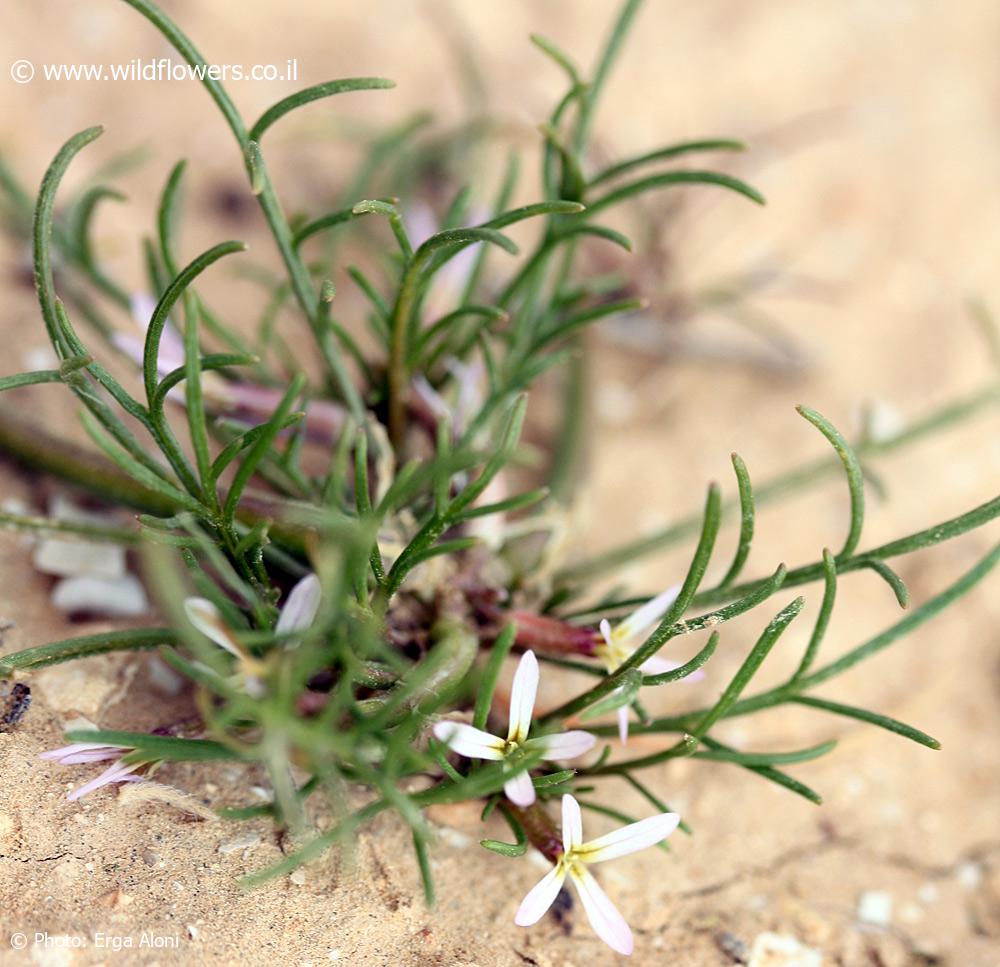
left=597, top=583, right=704, bottom=742
left=184, top=573, right=321, bottom=694
left=515, top=793, right=680, bottom=955
left=433, top=650, right=595, bottom=807
left=39, top=741, right=145, bottom=801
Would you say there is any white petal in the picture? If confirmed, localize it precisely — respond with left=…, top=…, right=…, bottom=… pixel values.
left=617, top=706, right=630, bottom=744
left=638, top=655, right=680, bottom=675
left=580, top=812, right=681, bottom=864
left=598, top=618, right=614, bottom=649
left=130, top=292, right=157, bottom=329
left=503, top=770, right=536, bottom=807
left=571, top=867, right=633, bottom=955
left=514, top=864, right=566, bottom=926
left=617, top=583, right=681, bottom=644
left=276, top=574, right=321, bottom=634
left=639, top=654, right=705, bottom=682
left=183, top=598, right=243, bottom=658
left=506, top=650, right=539, bottom=743
left=432, top=722, right=505, bottom=760
left=561, top=793, right=583, bottom=852
left=528, top=730, right=596, bottom=761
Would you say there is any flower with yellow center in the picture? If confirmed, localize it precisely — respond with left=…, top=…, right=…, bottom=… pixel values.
left=597, top=583, right=704, bottom=742
left=515, top=793, right=680, bottom=955
left=433, top=650, right=595, bottom=806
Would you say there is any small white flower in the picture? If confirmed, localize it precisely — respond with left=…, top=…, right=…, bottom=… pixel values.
left=597, top=583, right=704, bottom=743
left=515, top=793, right=680, bottom=956
left=433, top=650, right=596, bottom=807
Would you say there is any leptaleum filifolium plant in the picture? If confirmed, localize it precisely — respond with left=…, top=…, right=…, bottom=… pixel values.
left=1, top=0, right=999, bottom=957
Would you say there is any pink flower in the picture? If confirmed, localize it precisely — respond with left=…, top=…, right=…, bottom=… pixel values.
left=433, top=650, right=596, bottom=806
left=515, top=794, right=680, bottom=956
left=597, top=584, right=705, bottom=743
left=39, top=741, right=144, bottom=801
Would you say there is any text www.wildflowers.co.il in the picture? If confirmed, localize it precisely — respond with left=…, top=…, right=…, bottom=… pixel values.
left=10, top=58, right=298, bottom=85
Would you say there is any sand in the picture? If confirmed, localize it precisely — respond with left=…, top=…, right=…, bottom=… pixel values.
left=1, top=1, right=999, bottom=964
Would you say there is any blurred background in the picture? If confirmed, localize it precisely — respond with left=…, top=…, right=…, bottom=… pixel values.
left=1, top=2, right=999, bottom=964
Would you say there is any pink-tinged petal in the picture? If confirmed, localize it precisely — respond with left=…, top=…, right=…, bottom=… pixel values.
left=276, top=574, right=321, bottom=634
left=638, top=655, right=680, bottom=675
left=528, top=730, right=597, bottom=761
left=580, top=812, right=681, bottom=864
left=39, top=742, right=114, bottom=762
left=514, top=864, right=566, bottom=926
left=503, top=769, right=536, bottom=807
left=158, top=325, right=186, bottom=373
left=66, top=759, right=143, bottom=801
left=638, top=654, right=705, bottom=682
left=561, top=793, right=583, bottom=852
left=432, top=722, right=505, bottom=760
left=42, top=743, right=128, bottom=765
left=183, top=598, right=243, bottom=658
left=506, top=650, right=539, bottom=743
left=571, top=867, right=634, bottom=955
left=617, top=706, right=630, bottom=744
left=110, top=332, right=145, bottom=369
left=598, top=618, right=614, bottom=650
left=617, top=583, right=681, bottom=644
left=130, top=292, right=157, bottom=329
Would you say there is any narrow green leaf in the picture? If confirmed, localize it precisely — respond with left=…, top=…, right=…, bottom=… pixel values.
left=720, top=453, right=754, bottom=586
left=580, top=668, right=643, bottom=720
left=0, top=628, right=177, bottom=672
left=0, top=370, right=62, bottom=392
left=859, top=558, right=909, bottom=607
left=792, top=549, right=837, bottom=681
left=797, top=406, right=865, bottom=559
left=693, top=597, right=804, bottom=738
left=248, top=77, right=395, bottom=143
left=586, top=170, right=765, bottom=216
left=530, top=33, right=580, bottom=84
left=33, top=126, right=105, bottom=356
left=80, top=410, right=203, bottom=513
left=473, top=624, right=516, bottom=730
left=223, top=374, right=305, bottom=520
left=791, top=696, right=939, bottom=749
left=642, top=632, right=719, bottom=686
left=589, top=139, right=745, bottom=187
left=143, top=240, right=247, bottom=405
left=693, top=739, right=836, bottom=766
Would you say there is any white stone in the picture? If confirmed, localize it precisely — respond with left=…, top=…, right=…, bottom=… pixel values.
left=957, top=863, right=982, bottom=889
left=857, top=890, right=893, bottom=926
left=748, top=932, right=821, bottom=967
left=218, top=832, right=261, bottom=855
left=51, top=574, right=148, bottom=617
left=917, top=882, right=939, bottom=904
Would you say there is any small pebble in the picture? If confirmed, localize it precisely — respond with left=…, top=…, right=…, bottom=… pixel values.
left=290, top=869, right=306, bottom=886
left=51, top=574, right=148, bottom=618
left=748, top=932, right=821, bottom=967
left=218, top=832, right=261, bottom=855
left=917, top=882, right=939, bottom=904
left=857, top=890, right=893, bottom=926
left=957, top=862, right=982, bottom=889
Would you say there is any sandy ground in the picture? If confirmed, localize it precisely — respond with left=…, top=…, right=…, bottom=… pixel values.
left=1, top=1, right=1000, bottom=964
